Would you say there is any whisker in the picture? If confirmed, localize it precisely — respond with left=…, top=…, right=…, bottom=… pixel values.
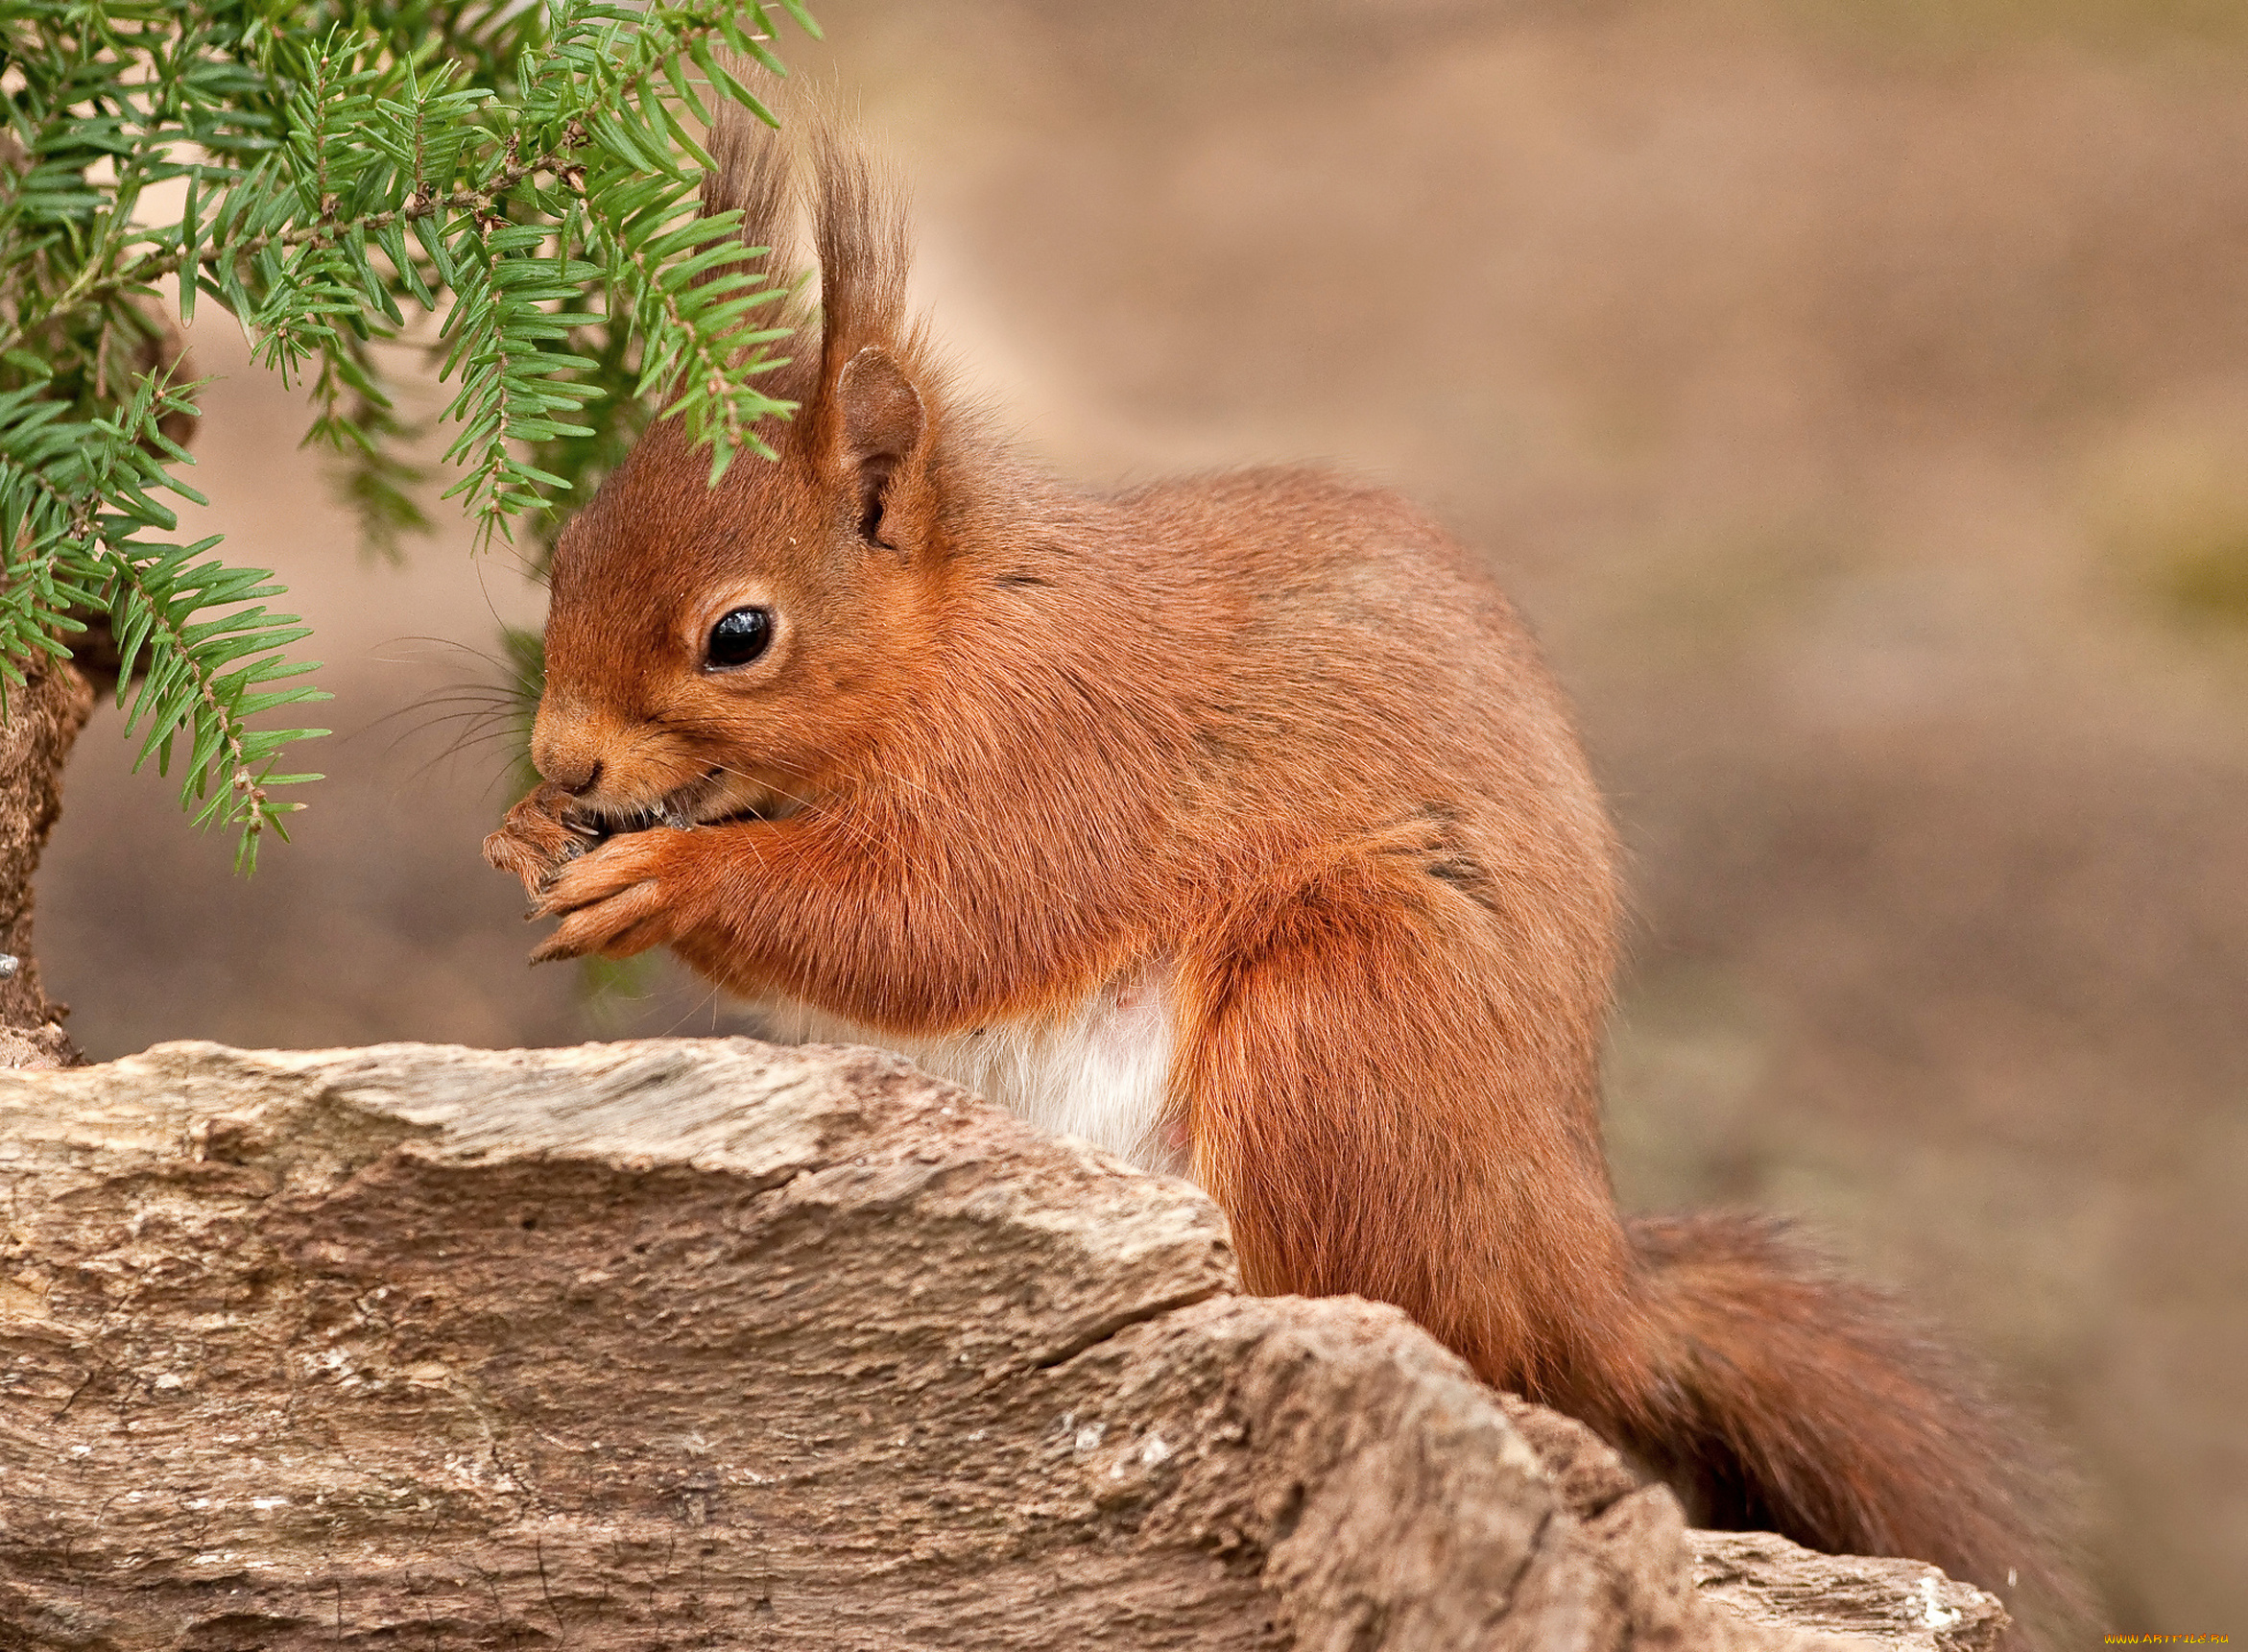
left=377, top=712, right=525, bottom=761
left=378, top=706, right=522, bottom=734
left=369, top=634, right=529, bottom=674
left=401, top=737, right=533, bottom=790
left=350, top=672, right=533, bottom=758
left=659, top=978, right=729, bottom=1040
left=351, top=691, right=524, bottom=736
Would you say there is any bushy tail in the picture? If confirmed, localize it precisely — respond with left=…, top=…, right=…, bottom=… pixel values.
left=1619, top=1212, right=2088, bottom=1647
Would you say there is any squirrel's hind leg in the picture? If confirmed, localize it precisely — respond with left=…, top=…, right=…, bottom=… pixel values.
left=1169, top=842, right=1647, bottom=1414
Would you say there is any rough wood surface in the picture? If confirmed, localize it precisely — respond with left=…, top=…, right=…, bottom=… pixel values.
left=1690, top=1534, right=2010, bottom=1652
left=0, top=1039, right=2006, bottom=1649
left=0, top=652, right=91, bottom=1067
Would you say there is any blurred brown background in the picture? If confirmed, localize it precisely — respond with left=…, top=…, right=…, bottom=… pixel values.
left=36, top=0, right=2248, bottom=1631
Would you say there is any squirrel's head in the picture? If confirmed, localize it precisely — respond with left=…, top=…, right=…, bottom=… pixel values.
left=531, top=110, right=943, bottom=830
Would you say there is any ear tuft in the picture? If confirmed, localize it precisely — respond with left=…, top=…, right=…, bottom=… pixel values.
left=806, top=113, right=910, bottom=383
left=837, top=347, right=925, bottom=548
left=700, top=88, right=795, bottom=269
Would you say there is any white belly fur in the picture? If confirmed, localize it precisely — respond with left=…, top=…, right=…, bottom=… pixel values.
left=755, top=961, right=1185, bottom=1178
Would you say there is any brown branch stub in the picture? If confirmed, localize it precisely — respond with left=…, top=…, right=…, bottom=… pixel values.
left=0, top=1038, right=2007, bottom=1649
left=0, top=651, right=92, bottom=1067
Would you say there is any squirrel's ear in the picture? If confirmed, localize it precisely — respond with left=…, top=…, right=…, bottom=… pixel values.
left=835, top=345, right=926, bottom=553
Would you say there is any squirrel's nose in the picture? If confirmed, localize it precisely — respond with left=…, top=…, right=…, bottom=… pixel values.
left=538, top=750, right=603, bottom=797
left=531, top=715, right=605, bottom=797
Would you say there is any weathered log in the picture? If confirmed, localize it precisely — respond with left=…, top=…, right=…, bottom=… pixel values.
left=0, top=1039, right=2006, bottom=1649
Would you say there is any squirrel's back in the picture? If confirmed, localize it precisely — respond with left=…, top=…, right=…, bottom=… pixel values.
left=1012, top=465, right=1615, bottom=895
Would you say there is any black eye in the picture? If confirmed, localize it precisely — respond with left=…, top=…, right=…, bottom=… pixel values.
left=705, top=606, right=773, bottom=669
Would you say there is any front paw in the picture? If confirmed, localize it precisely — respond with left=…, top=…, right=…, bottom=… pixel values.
left=529, top=828, right=701, bottom=964
left=484, top=782, right=595, bottom=897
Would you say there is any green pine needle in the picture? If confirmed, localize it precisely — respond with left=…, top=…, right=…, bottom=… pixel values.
left=0, top=0, right=816, bottom=865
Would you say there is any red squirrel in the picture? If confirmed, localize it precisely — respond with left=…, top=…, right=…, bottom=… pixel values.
left=485, top=108, right=2076, bottom=1636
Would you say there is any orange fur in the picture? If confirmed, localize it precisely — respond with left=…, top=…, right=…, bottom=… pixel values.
left=486, top=107, right=2083, bottom=1640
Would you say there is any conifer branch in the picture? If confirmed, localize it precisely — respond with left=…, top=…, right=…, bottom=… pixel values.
left=0, top=155, right=572, bottom=356
left=0, top=0, right=816, bottom=861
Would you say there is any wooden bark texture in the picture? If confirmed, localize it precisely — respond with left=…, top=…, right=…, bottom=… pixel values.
left=0, top=1038, right=2006, bottom=1650
left=0, top=653, right=91, bottom=1067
